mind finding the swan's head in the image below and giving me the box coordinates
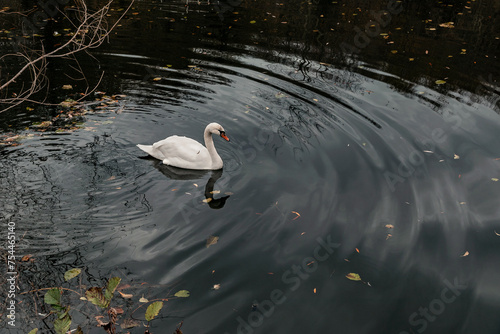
[207,122,230,142]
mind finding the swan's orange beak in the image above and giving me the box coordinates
[220,132,230,141]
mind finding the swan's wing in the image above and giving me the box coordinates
[153,136,211,168]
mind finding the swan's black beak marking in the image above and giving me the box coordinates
[220,131,230,142]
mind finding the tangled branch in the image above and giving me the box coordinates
[0,0,134,113]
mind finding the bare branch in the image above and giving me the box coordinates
[0,0,134,113]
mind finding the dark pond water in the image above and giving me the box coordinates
[1,0,500,333]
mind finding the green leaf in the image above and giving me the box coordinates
[52,304,66,313]
[64,268,82,281]
[346,273,362,281]
[85,287,108,308]
[28,329,38,334]
[58,306,70,320]
[104,277,121,302]
[44,289,61,306]
[54,314,71,334]
[145,301,163,322]
[174,290,190,298]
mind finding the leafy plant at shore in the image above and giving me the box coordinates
[39,268,188,334]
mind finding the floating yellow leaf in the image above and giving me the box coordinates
[385,224,394,229]
[139,296,149,303]
[62,84,73,90]
[153,77,161,81]
[250,20,256,24]
[495,231,500,236]
[346,273,362,281]
[210,190,220,194]
[313,288,317,293]
[435,80,446,85]
[203,198,212,203]
[454,154,460,159]
[174,290,190,298]
[492,178,499,182]
[206,235,219,248]
[461,251,469,257]
[213,284,221,290]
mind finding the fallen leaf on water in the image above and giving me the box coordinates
[346,273,362,281]
[118,291,133,299]
[355,248,360,253]
[203,198,212,203]
[460,202,466,205]
[495,231,500,236]
[461,251,469,257]
[139,296,149,303]
[107,176,116,181]
[492,178,499,182]
[313,288,317,293]
[153,77,162,81]
[385,224,394,228]
[213,284,221,290]
[174,290,190,298]
[62,84,72,90]
[423,150,434,153]
[193,183,198,187]
[386,234,393,240]
[206,235,219,248]
[291,211,301,220]
[21,254,33,262]
[121,318,140,329]
[210,190,220,194]
[435,80,446,85]
[439,22,455,28]
[454,154,460,159]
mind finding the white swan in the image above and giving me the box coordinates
[137,122,229,170]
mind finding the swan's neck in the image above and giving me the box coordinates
[204,130,223,169]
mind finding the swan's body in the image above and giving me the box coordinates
[137,122,229,170]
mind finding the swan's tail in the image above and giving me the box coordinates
[137,144,155,157]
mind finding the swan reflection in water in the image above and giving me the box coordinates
[149,159,230,209]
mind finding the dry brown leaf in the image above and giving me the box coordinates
[206,235,219,248]
[203,198,212,203]
[21,254,33,262]
[461,251,469,257]
[385,224,394,229]
[118,291,133,299]
[291,211,301,220]
[120,318,140,329]
[213,284,221,290]
[355,248,360,253]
